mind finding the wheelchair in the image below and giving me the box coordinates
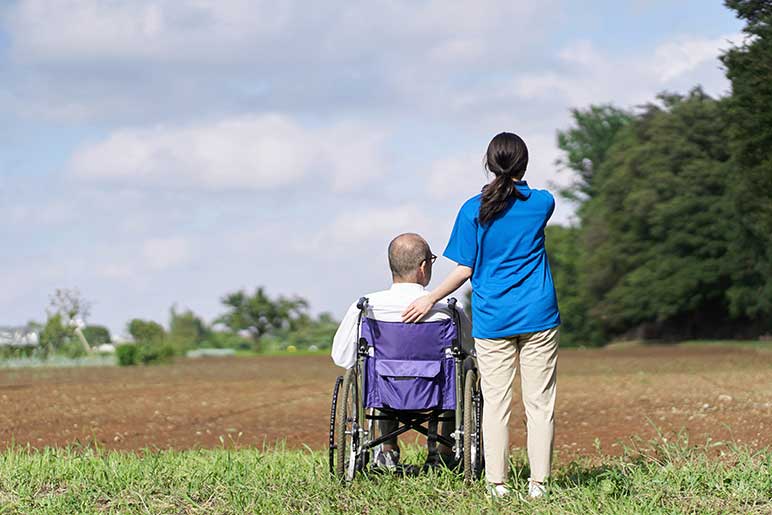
[328,297,484,483]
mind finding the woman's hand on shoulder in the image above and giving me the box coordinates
[402,294,436,323]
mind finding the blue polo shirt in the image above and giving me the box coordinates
[443,181,560,339]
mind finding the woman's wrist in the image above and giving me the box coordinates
[427,290,442,304]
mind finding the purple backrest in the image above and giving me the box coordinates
[361,317,456,360]
[360,317,457,410]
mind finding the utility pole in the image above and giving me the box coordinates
[70,319,91,353]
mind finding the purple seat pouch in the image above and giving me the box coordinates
[372,359,442,410]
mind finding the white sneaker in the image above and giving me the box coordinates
[372,447,400,471]
[487,483,511,498]
[528,480,546,498]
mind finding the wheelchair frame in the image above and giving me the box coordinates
[328,296,484,483]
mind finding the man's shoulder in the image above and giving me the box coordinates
[360,289,393,303]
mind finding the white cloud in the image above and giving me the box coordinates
[142,237,190,271]
[426,154,487,201]
[70,114,386,192]
[6,0,552,65]
[2,0,561,124]
[653,34,739,82]
[95,262,135,280]
[6,0,290,63]
[296,205,433,256]
[513,33,742,108]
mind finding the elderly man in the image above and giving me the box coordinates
[331,233,473,470]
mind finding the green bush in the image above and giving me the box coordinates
[115,344,138,366]
[58,339,88,359]
[116,342,173,366]
[137,341,175,365]
[0,346,35,360]
[200,331,252,350]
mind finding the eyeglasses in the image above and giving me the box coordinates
[425,254,437,264]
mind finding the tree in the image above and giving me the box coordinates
[555,105,633,203]
[577,90,737,339]
[267,312,339,351]
[545,225,602,346]
[126,319,173,365]
[168,306,209,351]
[463,288,473,322]
[720,0,772,328]
[551,105,633,345]
[127,319,166,343]
[82,325,111,345]
[217,287,309,351]
[38,314,72,357]
[48,288,91,325]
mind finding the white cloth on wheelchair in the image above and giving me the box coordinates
[331,282,473,369]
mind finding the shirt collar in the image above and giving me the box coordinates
[514,180,532,199]
[390,282,426,292]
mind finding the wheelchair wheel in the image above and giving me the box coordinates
[328,375,343,476]
[463,368,484,482]
[334,367,361,481]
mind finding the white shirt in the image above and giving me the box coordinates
[331,283,473,369]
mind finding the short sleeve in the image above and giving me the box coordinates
[546,192,556,220]
[443,202,478,268]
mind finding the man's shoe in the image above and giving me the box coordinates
[528,479,546,499]
[423,452,460,471]
[372,448,400,471]
[486,482,511,499]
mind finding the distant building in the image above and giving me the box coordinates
[95,343,116,354]
[0,327,39,348]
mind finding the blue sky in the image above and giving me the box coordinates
[0,1,743,336]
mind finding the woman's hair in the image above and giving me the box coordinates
[479,132,529,225]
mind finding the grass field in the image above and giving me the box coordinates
[0,436,770,514]
[1,343,771,513]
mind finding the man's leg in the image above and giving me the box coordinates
[422,410,458,470]
[438,409,455,457]
[517,327,559,483]
[475,336,518,485]
[375,412,400,467]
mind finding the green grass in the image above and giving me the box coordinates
[0,435,769,514]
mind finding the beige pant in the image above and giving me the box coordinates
[475,327,559,484]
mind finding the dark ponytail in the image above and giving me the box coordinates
[479,132,529,225]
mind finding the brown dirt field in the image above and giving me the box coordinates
[1,345,770,460]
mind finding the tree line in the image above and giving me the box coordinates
[116,287,339,364]
[546,0,771,345]
[8,287,338,365]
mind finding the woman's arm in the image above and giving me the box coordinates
[401,264,473,322]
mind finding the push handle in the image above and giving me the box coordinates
[356,297,369,356]
[447,297,463,356]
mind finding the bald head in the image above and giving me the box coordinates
[388,233,432,282]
